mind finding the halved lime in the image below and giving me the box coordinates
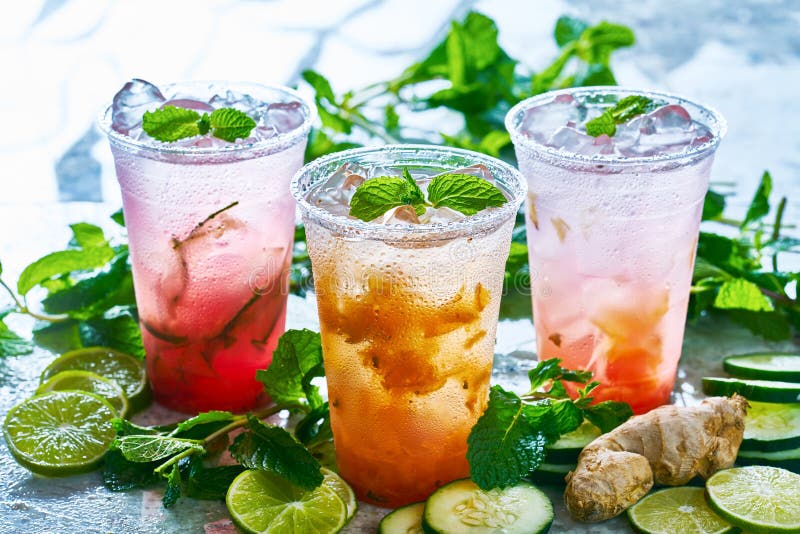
[2,390,117,476]
[321,468,357,524]
[226,469,347,534]
[706,466,800,533]
[36,370,129,418]
[627,487,734,534]
[40,347,150,413]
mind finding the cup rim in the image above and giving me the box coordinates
[98,80,316,157]
[290,144,527,243]
[505,86,727,167]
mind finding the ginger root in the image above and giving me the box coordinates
[564,394,748,522]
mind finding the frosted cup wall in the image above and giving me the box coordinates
[506,88,726,414]
[100,82,313,413]
[291,146,526,507]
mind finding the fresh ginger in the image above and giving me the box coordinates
[564,394,748,522]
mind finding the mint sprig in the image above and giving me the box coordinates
[142,106,256,143]
[585,95,659,137]
[348,168,507,222]
[467,358,633,490]
[586,95,661,137]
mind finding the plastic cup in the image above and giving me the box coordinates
[291,145,526,506]
[506,87,726,414]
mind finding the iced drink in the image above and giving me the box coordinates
[291,146,526,506]
[506,88,725,414]
[100,80,313,413]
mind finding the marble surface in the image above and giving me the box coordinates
[1,0,799,533]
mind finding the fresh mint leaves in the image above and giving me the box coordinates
[467,358,632,490]
[348,169,507,222]
[142,106,256,143]
[585,95,659,137]
[256,328,325,409]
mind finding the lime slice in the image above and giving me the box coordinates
[321,468,357,524]
[627,487,734,534]
[36,370,129,418]
[226,469,347,534]
[2,390,117,476]
[706,466,800,533]
[41,347,150,413]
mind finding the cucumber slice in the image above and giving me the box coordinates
[529,463,574,486]
[544,421,600,464]
[379,502,425,534]
[723,352,800,382]
[738,445,800,473]
[421,478,553,534]
[740,401,800,452]
[702,377,800,403]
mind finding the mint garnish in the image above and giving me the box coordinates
[427,173,507,215]
[142,105,256,143]
[348,168,506,222]
[585,95,659,137]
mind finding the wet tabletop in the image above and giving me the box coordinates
[1,0,800,533]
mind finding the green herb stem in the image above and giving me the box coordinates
[0,277,23,310]
[153,445,201,476]
[201,403,306,446]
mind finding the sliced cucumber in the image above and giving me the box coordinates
[422,478,552,534]
[702,377,800,403]
[529,463,574,486]
[723,352,800,382]
[738,445,800,473]
[379,502,425,534]
[740,401,800,452]
[544,420,600,464]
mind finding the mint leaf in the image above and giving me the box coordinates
[17,247,115,295]
[349,176,417,222]
[110,209,125,227]
[255,329,324,409]
[467,386,559,489]
[103,449,160,491]
[209,108,256,142]
[113,435,204,463]
[714,278,773,312]
[741,171,772,228]
[78,306,144,359]
[583,401,633,433]
[294,402,332,447]
[527,358,591,392]
[555,16,588,47]
[703,190,726,221]
[162,462,182,508]
[142,106,201,142]
[229,415,323,489]
[70,223,108,249]
[427,173,506,215]
[550,398,583,434]
[185,464,245,501]
[170,411,235,439]
[111,418,158,437]
[0,320,33,357]
[402,168,426,215]
[585,95,657,137]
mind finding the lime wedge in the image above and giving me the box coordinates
[226,469,347,534]
[321,468,357,524]
[2,390,117,476]
[36,370,129,418]
[41,347,150,413]
[706,466,800,533]
[627,487,734,534]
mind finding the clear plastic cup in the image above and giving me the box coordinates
[100,81,314,413]
[506,87,726,414]
[291,145,526,506]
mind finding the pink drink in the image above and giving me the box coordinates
[101,81,313,413]
[506,88,725,414]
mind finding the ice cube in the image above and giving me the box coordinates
[382,205,420,225]
[162,98,215,113]
[209,89,259,113]
[547,126,596,153]
[635,104,697,151]
[445,164,494,181]
[306,163,367,216]
[266,101,305,133]
[111,79,166,134]
[520,94,587,142]
[421,206,465,224]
